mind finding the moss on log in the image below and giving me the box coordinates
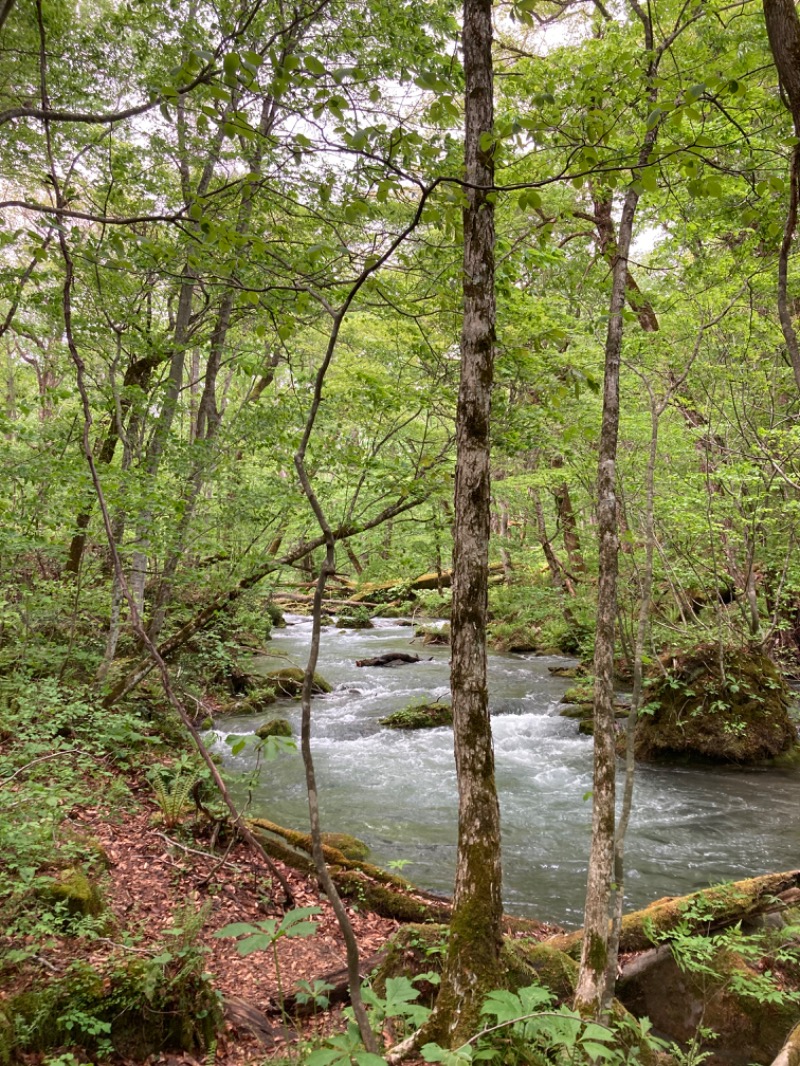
[548,869,800,957]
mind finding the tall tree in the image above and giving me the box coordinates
[430,0,503,1045]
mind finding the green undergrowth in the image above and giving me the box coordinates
[0,663,225,1063]
[487,582,592,657]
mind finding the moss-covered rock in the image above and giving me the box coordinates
[548,664,585,679]
[370,924,448,1004]
[263,667,332,697]
[489,623,540,653]
[559,705,588,719]
[265,602,286,628]
[255,717,293,739]
[0,955,221,1061]
[635,646,798,764]
[619,944,800,1066]
[321,832,370,861]
[217,683,276,717]
[415,625,451,646]
[380,702,453,730]
[37,866,104,920]
[337,615,375,629]
[561,681,595,705]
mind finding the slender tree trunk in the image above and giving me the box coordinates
[763,0,800,389]
[575,181,648,1016]
[431,0,503,1045]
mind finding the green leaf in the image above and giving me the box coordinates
[304,55,326,76]
[214,922,259,938]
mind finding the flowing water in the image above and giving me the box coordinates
[213,616,800,927]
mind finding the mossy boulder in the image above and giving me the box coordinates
[380,702,453,729]
[217,684,276,717]
[265,602,286,628]
[37,866,104,921]
[635,646,798,764]
[0,957,221,1061]
[561,681,595,705]
[255,717,293,739]
[489,623,540,653]
[549,664,585,679]
[264,667,332,697]
[619,944,800,1066]
[337,615,375,629]
[415,624,451,646]
[321,832,370,861]
[370,924,449,1004]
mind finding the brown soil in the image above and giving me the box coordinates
[4,777,399,1065]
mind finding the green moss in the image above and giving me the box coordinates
[218,685,276,716]
[587,931,608,972]
[255,717,293,739]
[508,942,579,1001]
[1,953,222,1061]
[320,832,369,861]
[414,625,451,646]
[488,622,540,653]
[264,667,332,697]
[562,682,595,705]
[380,702,453,729]
[37,866,104,920]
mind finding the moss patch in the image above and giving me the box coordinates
[380,702,453,730]
[255,717,293,739]
[0,956,221,1061]
[415,625,451,646]
[37,865,104,921]
[320,832,370,861]
[218,684,276,716]
[635,645,798,764]
[489,623,541,653]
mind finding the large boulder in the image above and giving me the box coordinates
[263,667,332,697]
[380,702,453,729]
[634,646,798,764]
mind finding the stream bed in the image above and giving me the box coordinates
[214,616,800,927]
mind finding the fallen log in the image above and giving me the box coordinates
[356,653,430,668]
[548,869,800,957]
[352,563,505,604]
[249,818,453,924]
[772,1023,800,1066]
[248,818,550,935]
[273,592,368,608]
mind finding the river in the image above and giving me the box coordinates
[213,615,800,927]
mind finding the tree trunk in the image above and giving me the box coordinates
[763,0,800,389]
[431,0,503,1045]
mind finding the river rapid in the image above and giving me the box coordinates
[214,615,800,927]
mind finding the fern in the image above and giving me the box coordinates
[150,773,199,828]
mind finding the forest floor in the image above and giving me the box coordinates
[5,770,401,1066]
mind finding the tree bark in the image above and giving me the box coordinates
[431,0,503,1046]
[763,0,800,389]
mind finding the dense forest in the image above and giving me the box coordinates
[4,0,800,1061]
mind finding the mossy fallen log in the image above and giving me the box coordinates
[352,564,505,604]
[772,1023,800,1066]
[249,818,453,924]
[548,869,800,957]
[248,819,550,933]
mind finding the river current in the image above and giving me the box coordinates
[214,615,800,927]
